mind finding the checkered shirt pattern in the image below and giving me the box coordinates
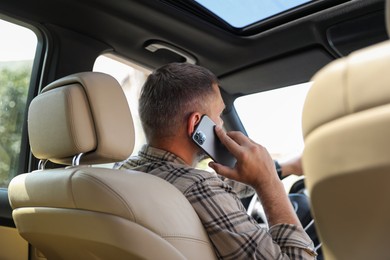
[119,145,317,259]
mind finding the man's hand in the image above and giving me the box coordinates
[209,126,301,227]
[280,156,303,178]
[208,126,279,191]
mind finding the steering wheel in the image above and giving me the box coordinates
[247,178,311,226]
[246,178,323,259]
[247,193,268,228]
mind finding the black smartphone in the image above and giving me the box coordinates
[191,115,236,168]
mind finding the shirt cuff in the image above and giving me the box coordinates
[269,223,318,257]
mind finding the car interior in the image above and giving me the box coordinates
[0,0,389,259]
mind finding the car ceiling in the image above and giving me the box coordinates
[0,0,388,98]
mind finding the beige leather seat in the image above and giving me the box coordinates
[302,1,390,259]
[8,72,217,259]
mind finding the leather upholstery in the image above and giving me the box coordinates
[28,72,135,165]
[9,72,217,259]
[302,2,390,259]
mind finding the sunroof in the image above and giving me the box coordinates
[194,0,314,28]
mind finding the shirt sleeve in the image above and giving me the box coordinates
[185,175,317,259]
[220,176,255,198]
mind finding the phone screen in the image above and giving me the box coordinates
[191,115,236,167]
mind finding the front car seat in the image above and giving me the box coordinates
[8,72,217,259]
[301,1,390,259]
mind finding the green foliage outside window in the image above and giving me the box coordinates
[0,62,32,187]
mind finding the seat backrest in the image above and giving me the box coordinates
[8,72,217,260]
[301,1,390,259]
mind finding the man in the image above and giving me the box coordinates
[119,62,316,259]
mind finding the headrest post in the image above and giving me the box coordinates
[38,159,48,170]
[72,153,84,166]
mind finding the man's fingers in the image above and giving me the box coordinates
[215,126,244,155]
[225,131,250,145]
[208,161,236,179]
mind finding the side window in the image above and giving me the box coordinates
[0,19,37,188]
[93,54,150,157]
[234,83,311,161]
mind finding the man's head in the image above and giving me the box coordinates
[139,63,224,146]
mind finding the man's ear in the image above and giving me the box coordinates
[187,112,203,137]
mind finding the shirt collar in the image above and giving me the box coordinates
[138,144,188,166]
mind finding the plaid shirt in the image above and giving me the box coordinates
[119,145,316,259]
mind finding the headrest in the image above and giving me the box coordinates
[302,41,390,139]
[28,72,135,165]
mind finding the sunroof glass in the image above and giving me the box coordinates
[194,0,313,28]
